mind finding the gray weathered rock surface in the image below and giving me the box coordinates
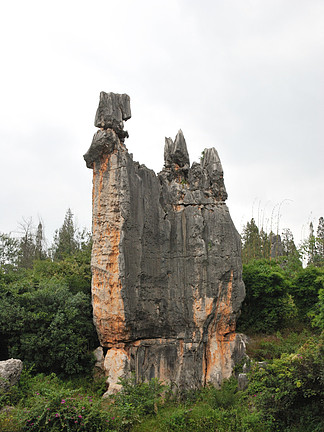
[0,359,23,391]
[84,92,245,394]
[238,373,249,390]
[94,92,131,141]
[271,234,284,258]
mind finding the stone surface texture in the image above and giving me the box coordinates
[0,359,23,391]
[271,234,284,258]
[84,92,246,394]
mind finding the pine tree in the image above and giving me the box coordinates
[300,220,323,266]
[0,233,20,269]
[281,228,298,257]
[260,228,271,260]
[314,217,324,266]
[52,209,79,260]
[242,218,262,263]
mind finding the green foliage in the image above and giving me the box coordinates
[290,266,324,322]
[0,214,95,373]
[201,378,239,410]
[275,254,303,278]
[5,373,116,432]
[0,367,35,412]
[311,281,324,330]
[241,217,302,268]
[0,232,20,271]
[300,218,324,267]
[242,218,271,263]
[2,359,323,432]
[32,252,92,295]
[112,374,165,430]
[246,330,312,361]
[0,276,97,375]
[51,209,90,261]
[238,260,297,333]
[160,378,269,432]
[248,333,324,431]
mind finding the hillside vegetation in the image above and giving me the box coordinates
[0,211,323,431]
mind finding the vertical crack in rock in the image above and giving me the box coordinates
[84,91,246,394]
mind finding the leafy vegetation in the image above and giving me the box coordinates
[0,210,323,431]
[237,259,295,332]
[0,209,97,373]
[248,333,324,431]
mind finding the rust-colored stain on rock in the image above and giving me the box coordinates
[204,270,237,386]
[91,152,129,346]
[84,92,245,393]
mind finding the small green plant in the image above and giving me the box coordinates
[112,375,165,430]
[248,333,324,431]
[201,378,238,410]
[161,407,193,431]
[6,373,117,432]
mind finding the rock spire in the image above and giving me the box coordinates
[84,92,246,395]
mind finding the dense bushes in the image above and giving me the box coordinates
[0,373,114,432]
[238,260,324,333]
[1,209,323,430]
[0,373,269,432]
[0,252,98,376]
[248,332,324,431]
[312,286,324,330]
[290,266,324,323]
[0,276,97,375]
[237,260,296,332]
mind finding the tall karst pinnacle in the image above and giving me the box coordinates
[84,91,246,395]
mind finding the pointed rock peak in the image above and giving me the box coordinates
[172,129,190,167]
[164,137,175,167]
[201,147,222,171]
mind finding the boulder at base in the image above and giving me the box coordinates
[0,359,23,391]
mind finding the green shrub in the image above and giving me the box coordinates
[161,398,269,432]
[112,375,165,430]
[246,330,312,361]
[238,260,296,333]
[201,377,238,409]
[0,278,97,375]
[32,252,92,295]
[0,367,34,410]
[14,373,116,432]
[311,278,324,330]
[290,266,324,323]
[248,333,324,431]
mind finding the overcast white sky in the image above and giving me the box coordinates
[0,0,323,246]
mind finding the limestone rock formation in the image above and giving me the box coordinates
[271,234,284,258]
[84,92,246,394]
[0,359,23,391]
